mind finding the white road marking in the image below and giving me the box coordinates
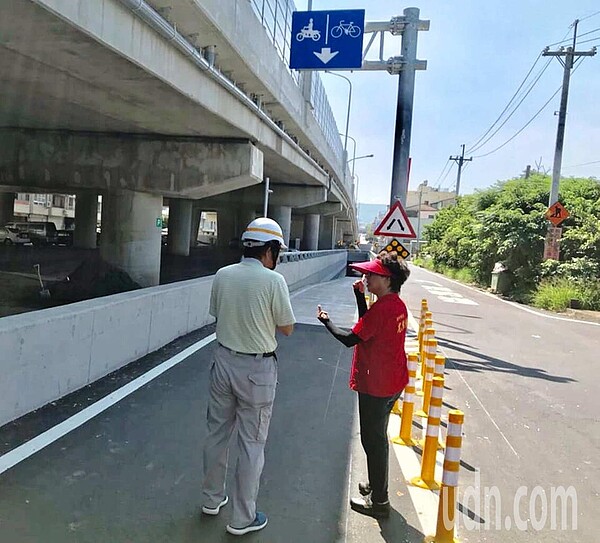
[418,281,479,306]
[413,265,600,327]
[0,334,216,475]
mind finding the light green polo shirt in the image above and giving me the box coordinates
[210,258,296,353]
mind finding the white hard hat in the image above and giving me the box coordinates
[241,217,287,249]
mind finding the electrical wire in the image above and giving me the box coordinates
[467,57,553,154]
[563,159,600,169]
[473,89,560,159]
[574,35,600,45]
[433,159,452,188]
[439,161,455,187]
[473,62,584,159]
[579,9,600,23]
[547,26,600,47]
[464,54,543,152]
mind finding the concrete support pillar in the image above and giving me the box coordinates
[270,205,292,248]
[237,208,257,235]
[190,208,202,249]
[73,192,98,249]
[302,213,320,251]
[217,209,236,248]
[335,220,344,247]
[167,198,193,256]
[318,215,335,250]
[100,189,162,287]
[0,192,15,224]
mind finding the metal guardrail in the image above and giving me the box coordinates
[279,249,346,263]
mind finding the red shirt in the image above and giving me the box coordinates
[350,293,409,397]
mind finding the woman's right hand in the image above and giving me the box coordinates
[353,278,365,293]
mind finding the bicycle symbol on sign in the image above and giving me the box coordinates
[296,18,321,42]
[330,20,361,39]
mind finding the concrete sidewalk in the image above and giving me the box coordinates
[0,277,424,543]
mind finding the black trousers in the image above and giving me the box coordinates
[358,391,401,504]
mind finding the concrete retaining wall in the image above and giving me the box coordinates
[0,251,346,427]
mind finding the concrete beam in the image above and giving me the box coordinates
[292,202,343,216]
[198,184,327,211]
[0,130,263,199]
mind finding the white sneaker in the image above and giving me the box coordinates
[201,495,228,516]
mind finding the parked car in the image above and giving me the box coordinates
[5,221,58,245]
[0,226,31,245]
[57,229,74,246]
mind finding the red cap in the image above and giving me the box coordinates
[350,258,393,277]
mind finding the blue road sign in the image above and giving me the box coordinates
[290,9,365,70]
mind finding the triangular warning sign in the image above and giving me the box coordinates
[373,201,417,238]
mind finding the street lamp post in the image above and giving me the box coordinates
[324,71,352,158]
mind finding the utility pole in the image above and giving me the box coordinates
[449,144,472,196]
[543,20,596,206]
[390,7,422,207]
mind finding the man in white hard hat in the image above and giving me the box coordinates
[201,217,295,536]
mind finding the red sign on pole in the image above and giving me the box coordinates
[543,226,562,261]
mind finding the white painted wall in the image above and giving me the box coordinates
[0,251,346,426]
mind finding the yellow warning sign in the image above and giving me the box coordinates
[382,238,410,259]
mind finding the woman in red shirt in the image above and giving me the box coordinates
[317,251,410,519]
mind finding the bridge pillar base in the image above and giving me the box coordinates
[100,189,162,287]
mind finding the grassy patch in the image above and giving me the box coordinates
[533,278,600,311]
[412,257,477,285]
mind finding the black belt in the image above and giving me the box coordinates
[219,343,277,359]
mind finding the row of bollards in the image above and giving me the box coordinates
[392,298,465,543]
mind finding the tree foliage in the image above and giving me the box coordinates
[422,174,600,296]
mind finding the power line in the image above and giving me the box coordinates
[579,9,600,23]
[563,159,600,169]
[473,88,561,158]
[464,54,543,152]
[467,57,553,154]
[433,159,452,188]
[439,161,455,186]
[575,35,600,45]
[473,61,586,159]
[547,26,600,47]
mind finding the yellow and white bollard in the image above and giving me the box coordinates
[411,376,444,491]
[416,339,437,417]
[392,353,419,445]
[418,300,428,348]
[418,326,435,392]
[425,410,464,543]
[434,354,446,379]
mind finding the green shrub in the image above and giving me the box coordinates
[533,278,600,311]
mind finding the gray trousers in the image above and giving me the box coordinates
[202,344,277,528]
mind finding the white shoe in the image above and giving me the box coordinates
[201,495,228,516]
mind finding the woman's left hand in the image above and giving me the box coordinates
[317,304,330,323]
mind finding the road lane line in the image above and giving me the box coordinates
[443,352,519,458]
[0,334,216,475]
[408,295,520,458]
[412,265,600,327]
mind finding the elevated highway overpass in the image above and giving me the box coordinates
[0,0,358,286]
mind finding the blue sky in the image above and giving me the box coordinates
[303,1,600,204]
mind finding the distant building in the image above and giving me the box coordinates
[14,193,76,229]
